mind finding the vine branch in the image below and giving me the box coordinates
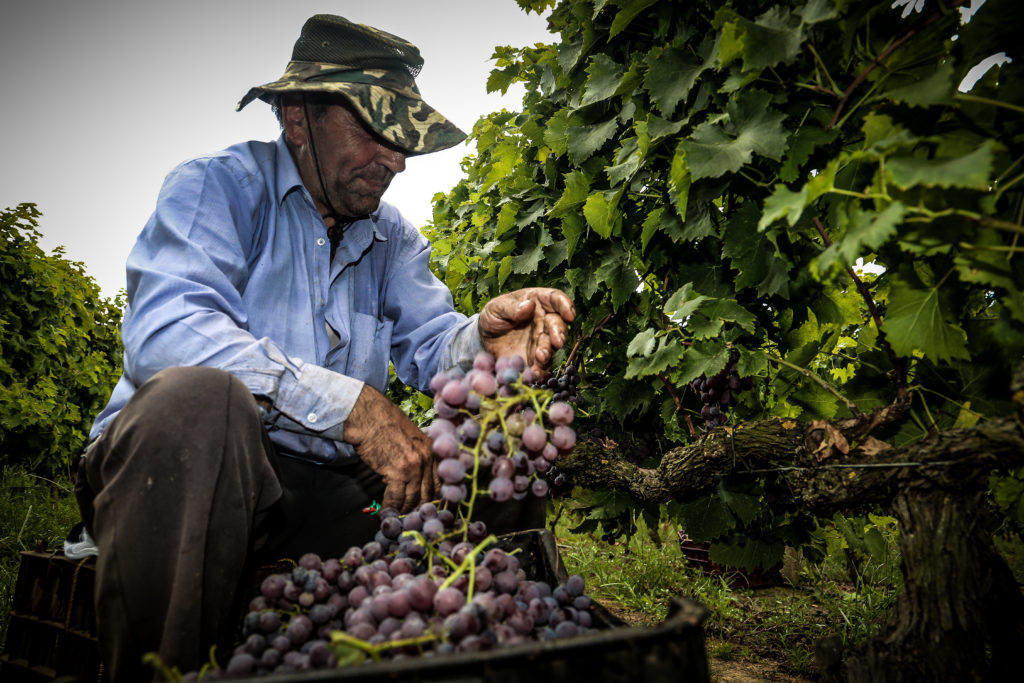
[812,216,909,398]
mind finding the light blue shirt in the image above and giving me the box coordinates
[91,135,481,462]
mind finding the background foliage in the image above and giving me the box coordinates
[425,0,1024,567]
[0,203,123,476]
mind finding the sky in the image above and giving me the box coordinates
[0,1,553,297]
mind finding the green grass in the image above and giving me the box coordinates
[0,465,82,648]
[549,509,903,678]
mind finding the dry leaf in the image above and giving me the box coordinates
[809,420,850,462]
[857,436,894,457]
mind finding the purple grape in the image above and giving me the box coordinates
[434,586,465,616]
[521,423,547,452]
[226,653,256,675]
[531,479,549,497]
[260,574,286,601]
[432,432,460,459]
[298,552,322,572]
[471,371,497,397]
[566,574,586,597]
[442,483,467,503]
[438,458,466,484]
[489,476,514,502]
[441,380,469,407]
[551,425,576,450]
[548,401,574,425]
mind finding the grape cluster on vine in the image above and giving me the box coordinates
[689,355,752,430]
[534,363,581,405]
[179,352,592,679]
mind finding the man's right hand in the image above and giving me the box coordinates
[343,384,437,513]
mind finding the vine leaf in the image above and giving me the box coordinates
[567,117,620,163]
[682,90,788,179]
[644,46,706,117]
[595,245,638,309]
[884,61,956,108]
[580,54,628,106]
[549,171,591,218]
[880,274,971,362]
[609,0,659,38]
[886,140,996,190]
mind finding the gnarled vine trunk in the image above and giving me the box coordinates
[555,415,1024,682]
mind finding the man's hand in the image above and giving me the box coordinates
[344,384,437,513]
[479,288,576,375]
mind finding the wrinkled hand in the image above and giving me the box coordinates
[479,288,576,375]
[344,384,438,513]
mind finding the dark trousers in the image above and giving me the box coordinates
[76,366,543,681]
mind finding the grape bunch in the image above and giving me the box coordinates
[427,351,576,506]
[181,353,592,679]
[532,363,581,405]
[689,355,752,430]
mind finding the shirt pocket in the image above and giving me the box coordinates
[347,312,394,392]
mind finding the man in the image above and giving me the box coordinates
[75,14,574,681]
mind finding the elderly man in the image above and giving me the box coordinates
[75,14,574,680]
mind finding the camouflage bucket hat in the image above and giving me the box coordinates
[237,14,466,155]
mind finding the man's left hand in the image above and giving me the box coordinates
[479,288,575,375]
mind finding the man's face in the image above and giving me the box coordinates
[287,98,407,221]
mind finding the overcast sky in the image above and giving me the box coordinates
[0,1,552,297]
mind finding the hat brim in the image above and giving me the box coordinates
[238,73,466,156]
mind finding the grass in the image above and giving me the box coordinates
[549,509,904,679]
[0,465,82,648]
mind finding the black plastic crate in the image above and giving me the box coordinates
[3,531,711,683]
[234,529,711,682]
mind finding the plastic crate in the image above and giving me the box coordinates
[3,531,712,683]
[1,547,104,683]
[234,529,711,682]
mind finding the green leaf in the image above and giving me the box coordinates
[625,337,686,378]
[701,299,757,333]
[567,117,620,163]
[779,125,837,183]
[887,140,996,190]
[669,141,692,219]
[627,328,658,357]
[640,206,664,253]
[595,246,638,309]
[644,46,706,117]
[549,171,591,218]
[682,90,788,179]
[676,495,735,540]
[678,341,731,385]
[498,255,513,287]
[665,283,710,322]
[880,274,971,363]
[883,61,956,108]
[583,191,622,238]
[560,212,585,259]
[718,480,761,525]
[580,54,628,106]
[609,0,659,38]
[709,537,785,572]
[494,202,519,238]
[512,227,553,274]
[759,184,808,230]
[543,109,571,157]
[819,202,906,271]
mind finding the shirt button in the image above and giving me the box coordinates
[307,412,318,423]
[316,237,326,246]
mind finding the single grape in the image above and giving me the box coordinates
[489,476,514,502]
